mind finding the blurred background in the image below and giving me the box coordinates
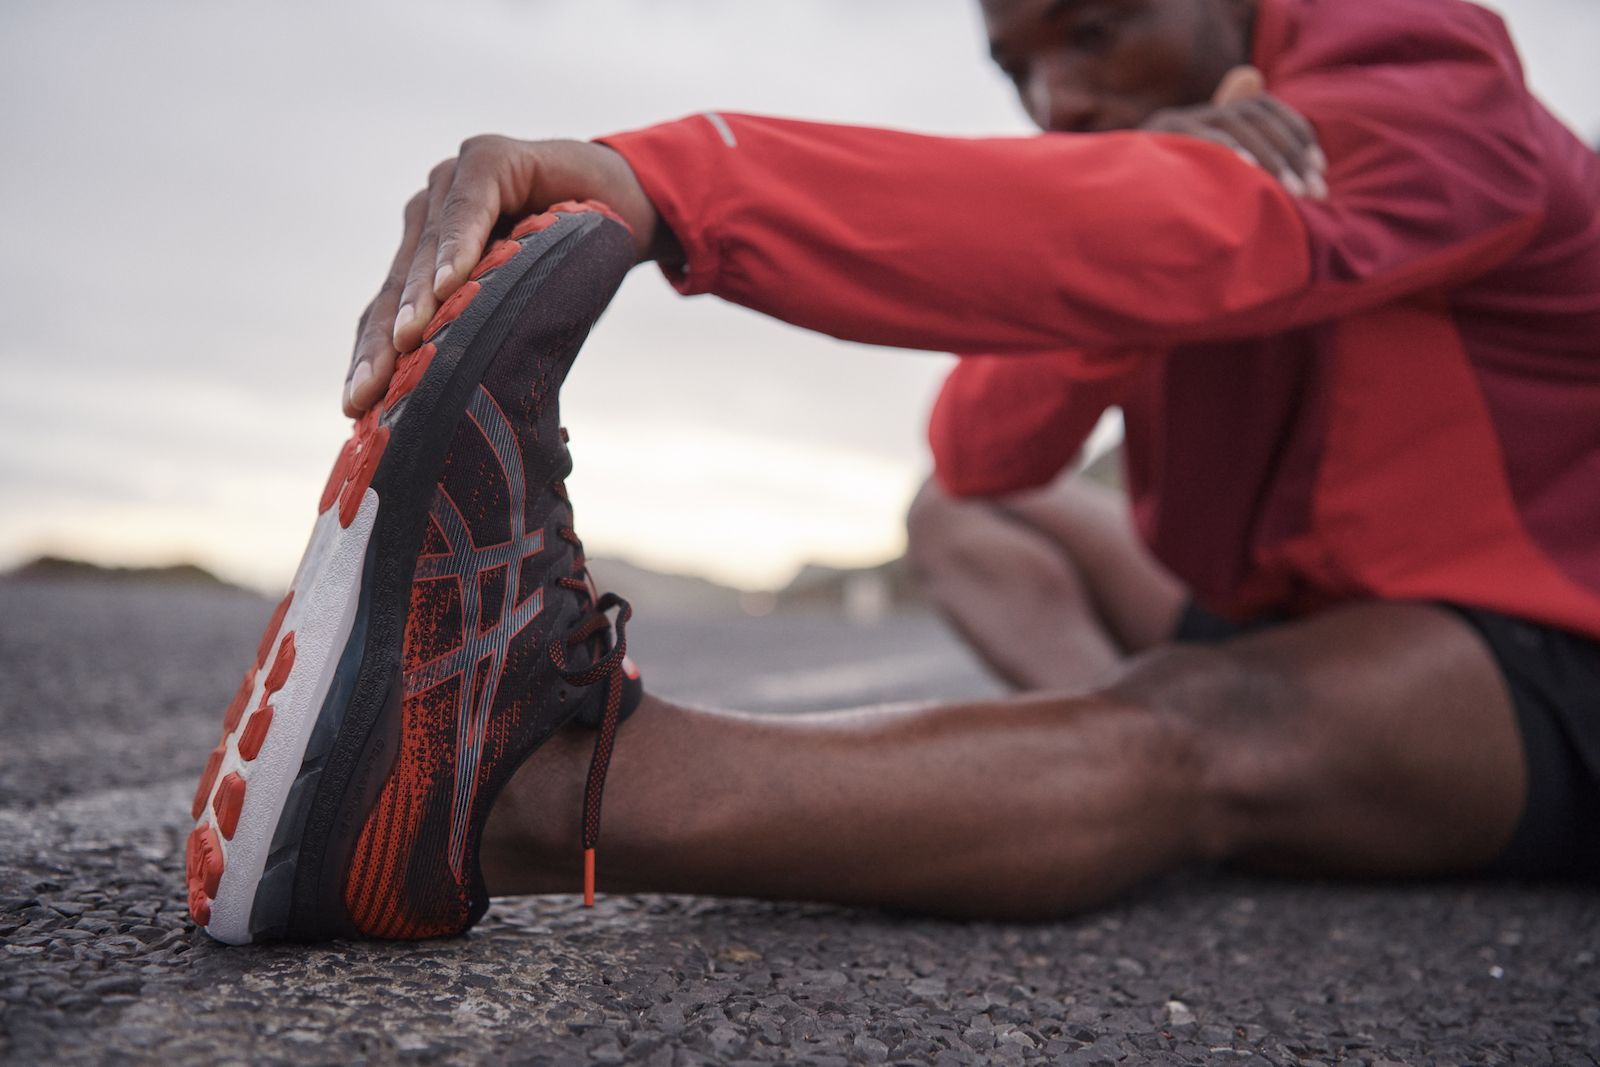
[3,0,1597,600]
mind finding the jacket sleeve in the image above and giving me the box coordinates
[928,348,1139,498]
[597,25,1545,353]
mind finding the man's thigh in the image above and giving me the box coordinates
[1108,602,1529,877]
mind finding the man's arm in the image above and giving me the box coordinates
[600,114,1314,355]
[599,68,1543,357]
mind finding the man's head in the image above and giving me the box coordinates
[980,0,1257,132]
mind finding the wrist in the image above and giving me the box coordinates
[585,143,667,263]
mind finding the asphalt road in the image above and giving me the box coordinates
[2,578,1596,1065]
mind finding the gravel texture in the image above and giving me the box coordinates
[1,578,1596,1065]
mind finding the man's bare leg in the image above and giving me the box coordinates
[481,603,1527,918]
[906,472,1186,691]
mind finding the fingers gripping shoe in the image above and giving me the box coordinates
[188,204,643,943]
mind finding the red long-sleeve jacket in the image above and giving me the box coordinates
[601,0,1600,637]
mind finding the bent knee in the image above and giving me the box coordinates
[906,478,1110,615]
[905,478,992,576]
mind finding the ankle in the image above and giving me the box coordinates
[480,722,591,894]
[480,692,686,895]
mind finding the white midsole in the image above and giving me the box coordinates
[201,489,378,945]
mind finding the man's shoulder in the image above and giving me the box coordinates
[1261,0,1543,162]
[1268,0,1523,83]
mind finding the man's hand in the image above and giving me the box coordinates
[1142,66,1327,200]
[344,137,661,416]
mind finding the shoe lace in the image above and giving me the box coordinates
[544,430,633,908]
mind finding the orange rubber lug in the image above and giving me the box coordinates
[191,744,225,821]
[546,199,631,232]
[221,667,256,735]
[384,343,437,408]
[319,436,357,515]
[188,825,227,921]
[254,592,294,667]
[200,834,224,895]
[188,888,211,928]
[186,824,224,926]
[186,822,225,906]
[339,424,390,528]
[213,773,246,840]
[423,280,480,342]
[237,705,274,761]
[469,239,519,280]
[510,213,557,240]
[263,631,296,697]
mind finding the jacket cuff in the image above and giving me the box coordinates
[597,113,738,296]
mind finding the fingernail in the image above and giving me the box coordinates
[1280,170,1308,197]
[393,303,415,342]
[433,264,453,296]
[1309,146,1329,171]
[350,361,372,402]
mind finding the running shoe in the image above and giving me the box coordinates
[188,203,644,943]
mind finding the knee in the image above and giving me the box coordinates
[1105,644,1306,859]
[904,477,982,579]
[904,478,1031,589]
[905,477,1092,606]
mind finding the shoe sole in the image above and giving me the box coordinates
[188,205,633,944]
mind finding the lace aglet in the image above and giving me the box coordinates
[583,847,596,907]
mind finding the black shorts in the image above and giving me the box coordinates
[1172,600,1600,881]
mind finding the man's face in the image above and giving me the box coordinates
[980,0,1255,132]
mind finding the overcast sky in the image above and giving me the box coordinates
[2,0,1595,592]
